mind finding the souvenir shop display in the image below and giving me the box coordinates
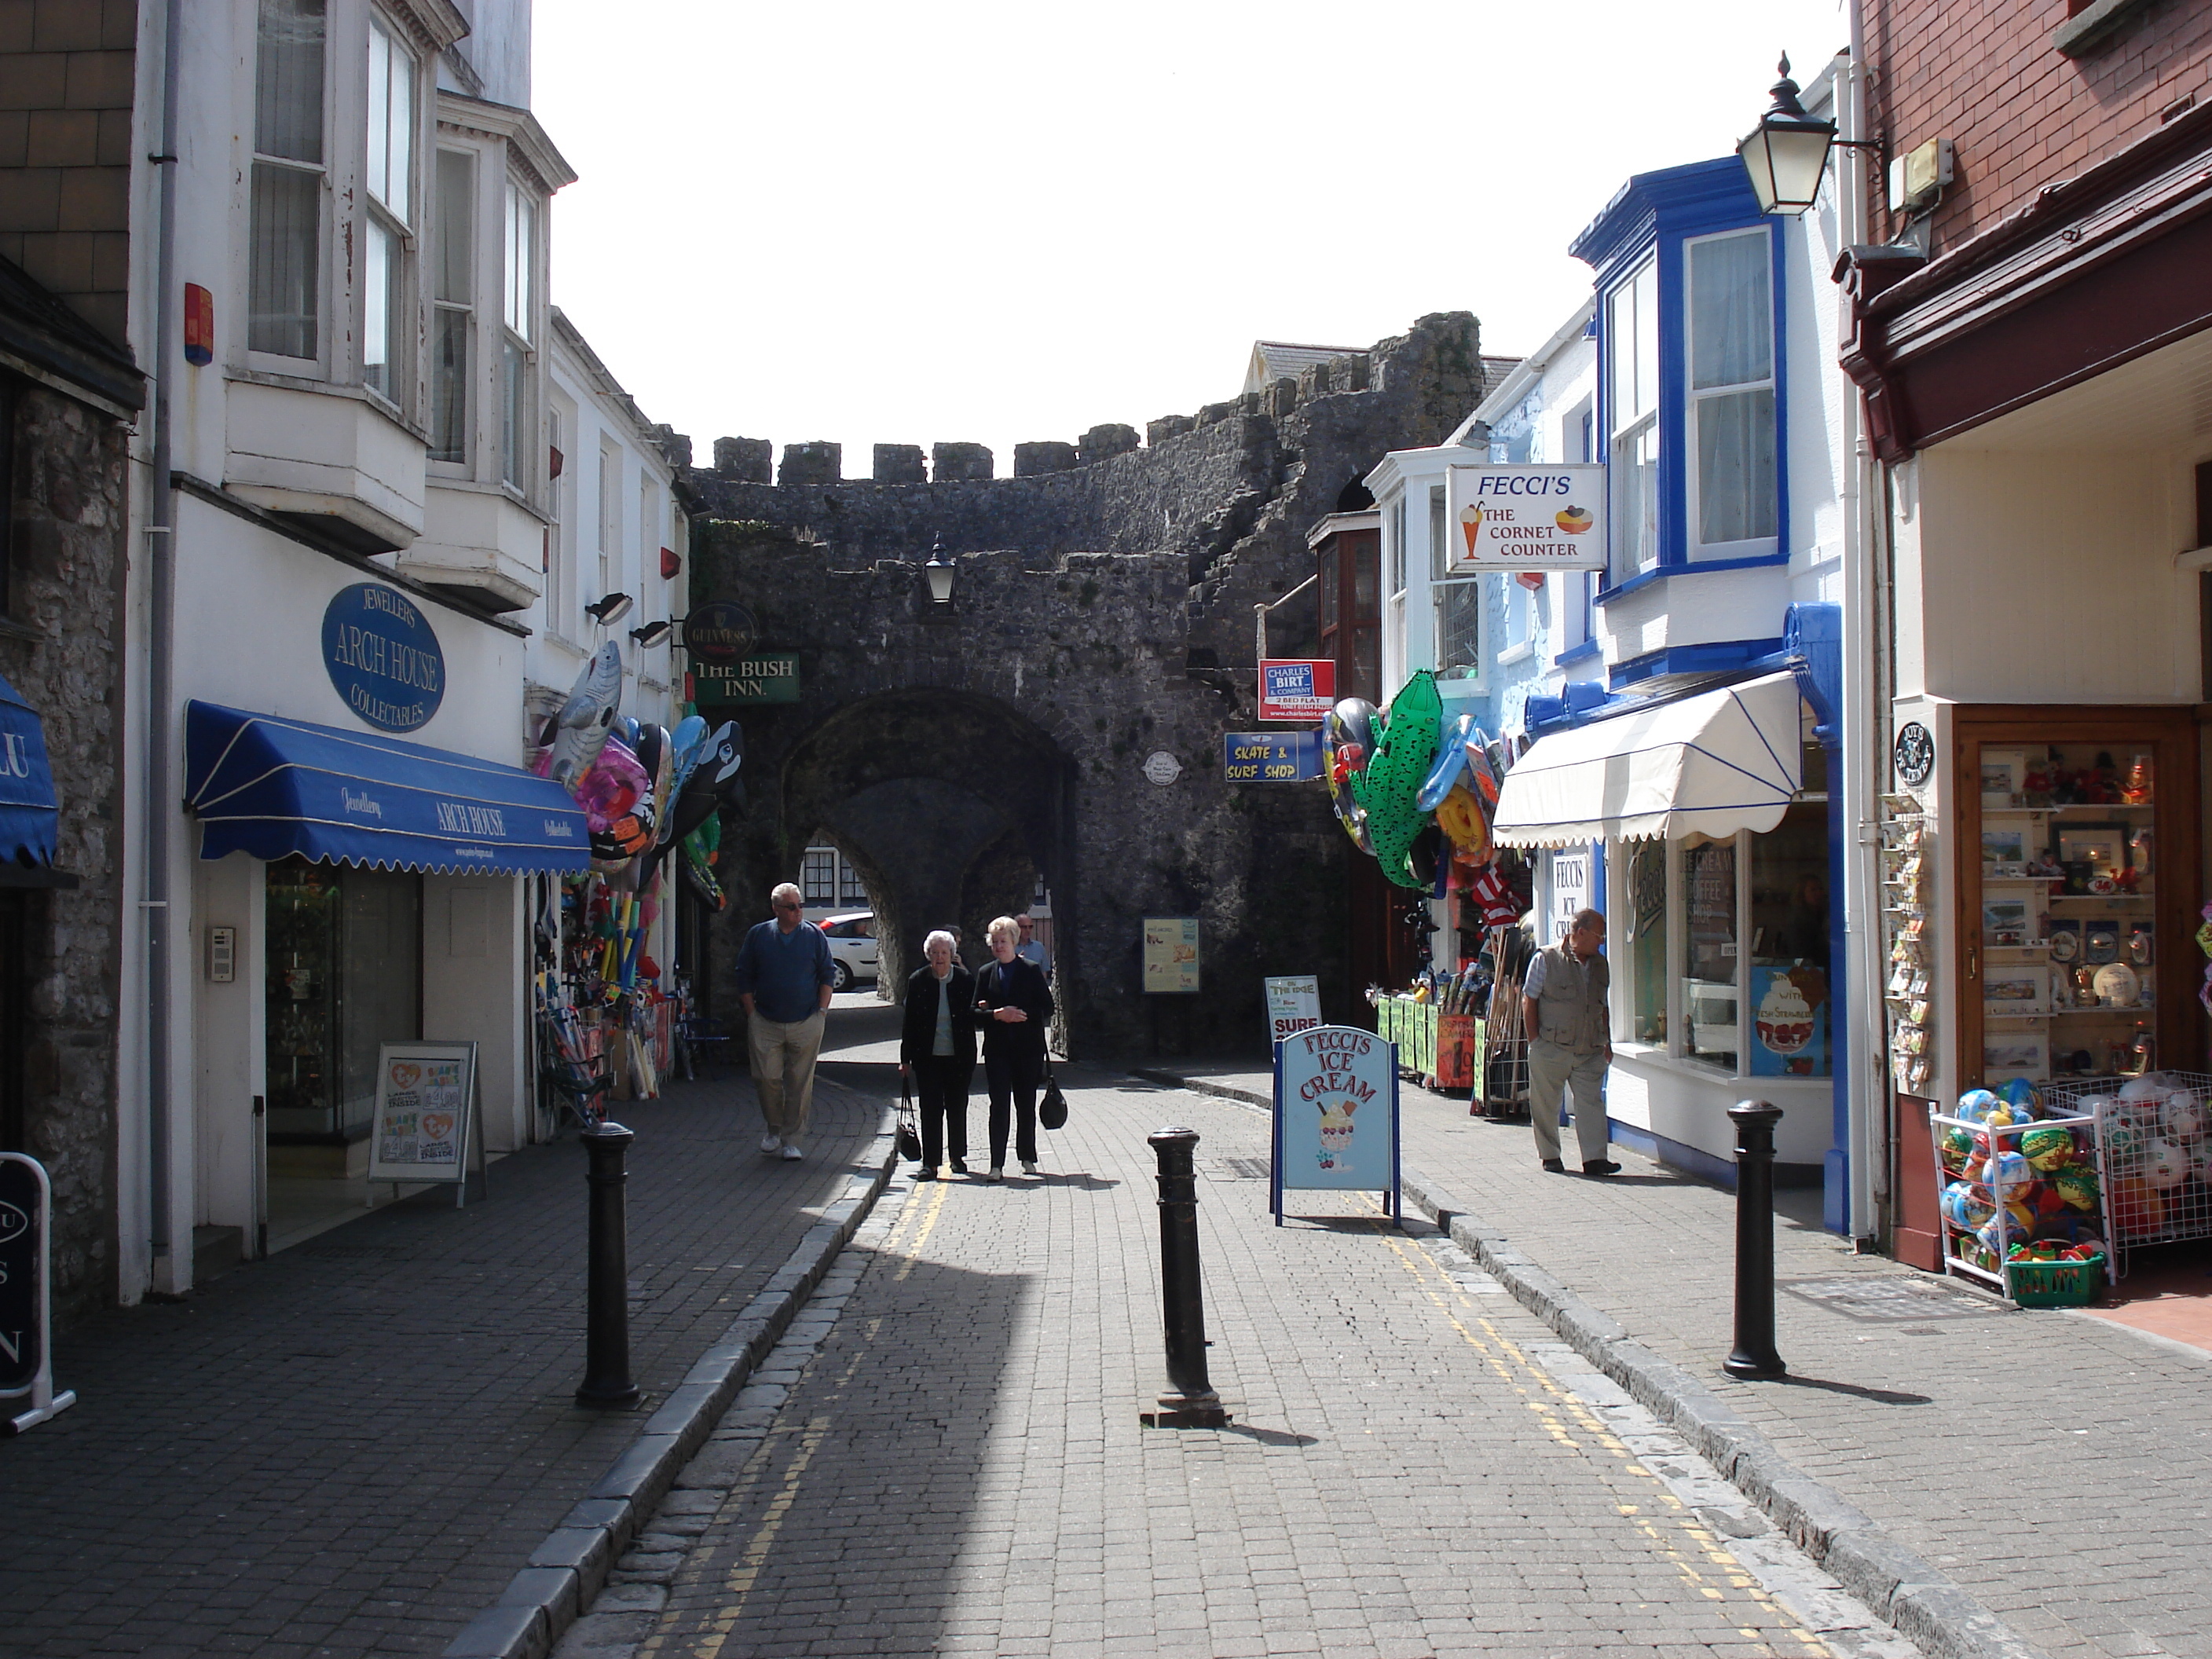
[1881,793,1934,1098]
[1928,1079,2109,1305]
[2042,1071,2212,1277]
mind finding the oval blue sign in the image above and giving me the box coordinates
[321,583,445,733]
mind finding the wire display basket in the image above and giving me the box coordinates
[2044,1072,2212,1277]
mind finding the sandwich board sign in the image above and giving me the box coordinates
[368,1040,485,1206]
[1264,976,1321,1046]
[1271,1025,1400,1225]
[0,1152,76,1434]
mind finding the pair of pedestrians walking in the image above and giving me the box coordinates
[899,916,1053,1182]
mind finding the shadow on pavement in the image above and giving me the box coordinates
[1768,1374,1936,1406]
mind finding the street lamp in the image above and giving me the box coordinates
[1736,53,1862,217]
[628,617,675,648]
[923,539,955,606]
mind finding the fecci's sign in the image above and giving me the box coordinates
[1270,1024,1401,1222]
[1445,464,1609,570]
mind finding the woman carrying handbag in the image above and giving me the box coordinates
[899,929,976,1180]
[975,914,1055,1181]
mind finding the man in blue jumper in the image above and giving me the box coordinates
[734,881,837,1160]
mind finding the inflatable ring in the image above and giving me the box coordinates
[1353,671,1444,888]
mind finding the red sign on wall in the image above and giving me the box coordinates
[1258,659,1335,722]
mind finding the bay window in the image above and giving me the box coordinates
[430,148,474,460]
[1430,484,1481,679]
[1686,228,1777,557]
[249,0,326,361]
[361,16,416,402]
[1606,255,1658,576]
[502,181,539,492]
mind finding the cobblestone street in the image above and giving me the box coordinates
[560,1059,1918,1659]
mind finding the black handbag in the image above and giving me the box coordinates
[896,1075,923,1162]
[1038,1063,1068,1131]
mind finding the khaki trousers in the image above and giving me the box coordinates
[1527,1038,1611,1164]
[748,1008,827,1141]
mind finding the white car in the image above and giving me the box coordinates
[819,912,878,991]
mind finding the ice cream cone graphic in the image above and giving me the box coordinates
[1458,503,1482,558]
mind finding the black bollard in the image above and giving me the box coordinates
[575,1122,642,1408]
[1143,1126,1230,1428]
[1723,1100,1788,1381]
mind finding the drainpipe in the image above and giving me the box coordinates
[142,0,184,1285]
[1839,0,1884,1243]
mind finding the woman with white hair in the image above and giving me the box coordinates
[975,914,1055,1180]
[898,929,976,1179]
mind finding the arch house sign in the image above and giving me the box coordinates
[321,583,446,734]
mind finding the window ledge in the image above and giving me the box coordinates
[1610,1042,1832,1090]
[2053,0,2156,56]
[226,366,432,445]
[1497,641,1535,666]
[1554,639,1601,668]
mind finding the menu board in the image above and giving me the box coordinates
[367,1041,479,1186]
[1143,918,1200,994]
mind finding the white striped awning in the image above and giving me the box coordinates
[1489,672,1804,847]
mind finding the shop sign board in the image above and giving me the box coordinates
[321,582,446,733]
[1750,965,1829,1078]
[1270,1025,1401,1223]
[0,1152,77,1432]
[1223,731,1321,782]
[1445,465,1608,570]
[1143,917,1199,993]
[1549,844,1596,942]
[368,1041,484,1203]
[1258,659,1335,722]
[681,601,758,663]
[692,654,800,705]
[1265,976,1321,1046]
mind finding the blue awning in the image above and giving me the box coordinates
[0,672,60,870]
[185,701,590,876]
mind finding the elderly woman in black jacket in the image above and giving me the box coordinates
[899,929,976,1180]
[976,914,1054,1181]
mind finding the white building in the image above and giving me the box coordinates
[115,1,679,1296]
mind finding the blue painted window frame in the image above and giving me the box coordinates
[1575,158,1789,604]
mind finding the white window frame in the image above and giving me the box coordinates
[597,438,621,602]
[500,177,544,498]
[1430,482,1483,684]
[1683,225,1779,562]
[427,144,475,466]
[247,0,331,372]
[1607,254,1659,577]
[361,13,419,412]
[546,399,573,638]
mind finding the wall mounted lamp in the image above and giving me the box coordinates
[923,540,955,606]
[1737,53,1879,217]
[585,591,634,626]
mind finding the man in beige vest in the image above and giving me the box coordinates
[1520,907,1621,1176]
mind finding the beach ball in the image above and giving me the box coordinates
[2163,1091,2206,1141]
[1978,1203,2035,1254]
[2105,1118,2143,1162]
[1954,1090,2000,1124]
[2146,1139,2189,1188]
[1943,1181,1994,1231]
[1939,1125,1976,1175]
[2020,1126,2075,1171]
[2079,1093,2121,1122]
[2053,1166,2101,1212]
[2000,1078,2044,1119]
[1979,1150,2034,1192]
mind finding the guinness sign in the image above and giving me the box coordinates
[682,602,758,665]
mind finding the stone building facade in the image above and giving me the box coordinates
[680,313,1489,1056]
[0,251,139,1319]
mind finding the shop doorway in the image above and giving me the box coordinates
[265,862,423,1250]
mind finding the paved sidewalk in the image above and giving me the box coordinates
[1145,1057,2212,1659]
[0,1040,890,1659]
[557,1068,1922,1659]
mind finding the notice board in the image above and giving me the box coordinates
[368,1041,480,1187]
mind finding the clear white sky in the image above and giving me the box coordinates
[533,1,1849,476]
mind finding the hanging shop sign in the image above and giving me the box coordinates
[691,654,800,705]
[681,601,758,663]
[1223,731,1322,783]
[322,583,446,733]
[1270,1024,1401,1224]
[1549,844,1595,941]
[0,1152,77,1433]
[1265,975,1321,1046]
[1258,659,1335,723]
[367,1040,485,1204]
[1143,917,1199,993]
[1445,465,1608,570]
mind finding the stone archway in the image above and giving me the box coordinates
[778,688,1075,998]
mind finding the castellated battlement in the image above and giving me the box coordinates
[699,346,1377,489]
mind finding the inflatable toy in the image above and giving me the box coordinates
[2144,1137,2189,1188]
[1351,672,1443,888]
[1415,716,1477,814]
[2163,1090,2205,1141]
[1942,1181,1994,1232]
[1939,1125,1975,1175]
[1998,1077,2043,1119]
[2020,1126,2075,1171]
[1953,1089,1999,1123]
[549,643,624,789]
[1323,698,1379,853]
[1979,1149,2034,1192]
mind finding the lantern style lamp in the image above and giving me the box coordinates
[923,540,955,606]
[1738,54,1838,216]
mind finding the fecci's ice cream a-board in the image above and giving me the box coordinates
[1272,1025,1401,1224]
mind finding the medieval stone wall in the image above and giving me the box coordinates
[4,381,126,1318]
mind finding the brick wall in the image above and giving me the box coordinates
[0,0,136,349]
[1866,0,2212,254]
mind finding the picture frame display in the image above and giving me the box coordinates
[1979,749,2029,805]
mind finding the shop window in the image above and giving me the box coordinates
[1624,839,1668,1045]
[1682,836,1738,1070]
[249,0,326,362]
[266,864,422,1142]
[1686,228,1776,558]
[1607,254,1658,576]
